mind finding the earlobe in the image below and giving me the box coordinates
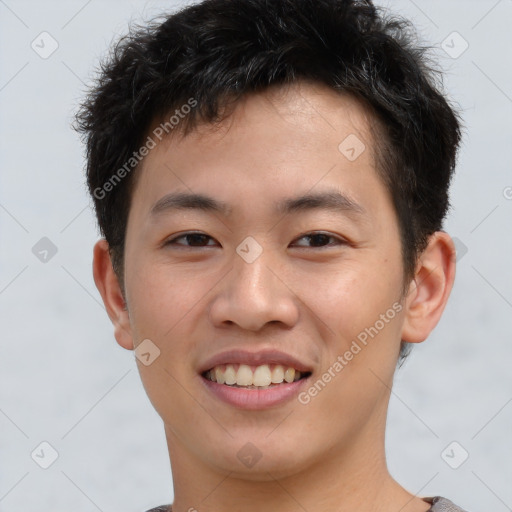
[92,239,134,350]
[401,232,456,343]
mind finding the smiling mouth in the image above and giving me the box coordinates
[202,363,312,389]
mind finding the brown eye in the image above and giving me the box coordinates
[165,232,217,247]
[292,232,345,248]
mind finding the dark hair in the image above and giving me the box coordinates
[75,0,463,367]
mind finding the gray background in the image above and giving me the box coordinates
[0,0,511,510]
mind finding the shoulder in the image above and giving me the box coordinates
[424,496,470,512]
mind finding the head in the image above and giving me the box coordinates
[76,0,462,480]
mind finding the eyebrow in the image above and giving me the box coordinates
[150,189,366,218]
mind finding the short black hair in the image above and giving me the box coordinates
[75,0,463,367]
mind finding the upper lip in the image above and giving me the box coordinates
[198,349,314,375]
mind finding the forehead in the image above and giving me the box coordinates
[131,80,387,221]
[157,80,378,154]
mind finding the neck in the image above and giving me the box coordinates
[164,408,429,512]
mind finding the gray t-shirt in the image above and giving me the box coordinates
[423,496,469,512]
[145,496,469,512]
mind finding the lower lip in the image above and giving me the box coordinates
[200,375,310,410]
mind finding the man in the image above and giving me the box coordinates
[75,0,468,511]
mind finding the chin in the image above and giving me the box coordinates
[203,434,313,480]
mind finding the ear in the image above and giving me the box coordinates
[92,239,134,350]
[401,231,456,343]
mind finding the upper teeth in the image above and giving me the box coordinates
[205,364,303,387]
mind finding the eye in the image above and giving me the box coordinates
[164,232,218,248]
[163,231,347,249]
[291,232,347,248]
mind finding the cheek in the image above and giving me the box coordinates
[294,258,402,339]
[296,258,405,398]
[126,263,200,420]
[126,256,197,326]
[300,271,403,436]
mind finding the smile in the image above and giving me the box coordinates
[200,364,312,410]
[203,363,311,389]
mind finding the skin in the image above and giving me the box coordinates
[93,80,456,512]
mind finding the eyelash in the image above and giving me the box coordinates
[163,231,347,249]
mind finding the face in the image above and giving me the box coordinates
[119,81,410,479]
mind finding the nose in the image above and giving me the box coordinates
[208,244,300,332]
